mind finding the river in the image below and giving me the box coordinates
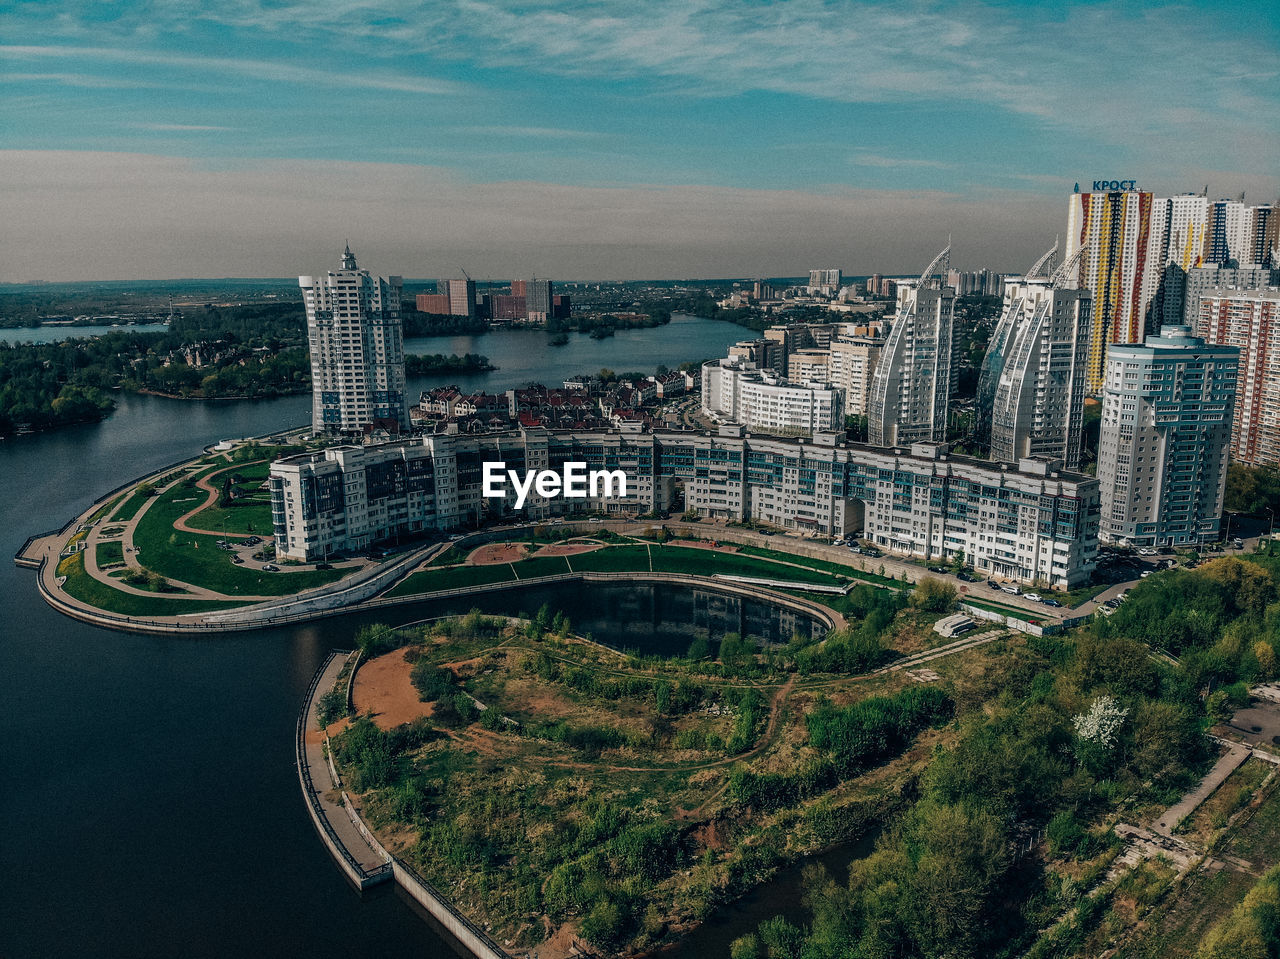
[0,315,836,959]
[0,323,171,344]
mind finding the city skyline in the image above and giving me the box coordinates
[2,0,1278,282]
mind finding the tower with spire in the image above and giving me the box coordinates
[299,245,408,436]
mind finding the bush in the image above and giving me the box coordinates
[912,576,958,612]
[317,688,348,727]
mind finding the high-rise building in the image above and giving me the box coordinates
[445,278,477,317]
[1149,193,1209,326]
[300,245,408,435]
[1182,264,1280,326]
[1197,289,1280,466]
[523,279,552,319]
[987,276,1092,469]
[809,269,842,294]
[1249,204,1279,267]
[701,358,842,434]
[1096,325,1237,547]
[828,338,882,417]
[1207,198,1251,266]
[1066,185,1156,392]
[868,247,954,447]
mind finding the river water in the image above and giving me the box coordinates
[0,315,844,959]
[0,323,172,344]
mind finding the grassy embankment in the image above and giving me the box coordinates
[55,552,241,616]
[385,541,846,598]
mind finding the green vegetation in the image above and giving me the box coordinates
[388,541,844,598]
[180,461,273,536]
[56,553,242,616]
[109,484,158,522]
[130,465,346,596]
[403,352,495,375]
[94,540,125,567]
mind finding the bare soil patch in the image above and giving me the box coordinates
[672,539,740,553]
[532,542,602,557]
[468,543,530,565]
[352,648,435,730]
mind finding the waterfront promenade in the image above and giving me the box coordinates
[297,651,393,887]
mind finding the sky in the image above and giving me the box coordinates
[2,0,1278,282]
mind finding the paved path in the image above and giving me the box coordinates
[1153,741,1252,836]
[302,652,391,876]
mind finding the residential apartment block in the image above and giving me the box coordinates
[1096,325,1238,547]
[270,429,1099,588]
[701,358,842,435]
[300,245,408,435]
[1197,289,1280,465]
[868,266,955,447]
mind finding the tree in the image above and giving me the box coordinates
[911,576,957,613]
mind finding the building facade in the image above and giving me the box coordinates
[701,358,842,434]
[301,246,408,435]
[867,279,954,447]
[1066,186,1157,393]
[1096,325,1238,547]
[986,280,1092,469]
[1197,289,1280,465]
[270,429,1099,587]
[1207,198,1251,266]
[827,337,881,417]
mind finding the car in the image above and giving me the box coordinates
[1140,570,1152,578]
[315,562,332,570]
[848,545,862,553]
[928,565,948,574]
[262,564,279,572]
[245,536,261,546]
[1023,592,1043,602]
[231,556,243,564]
[1138,547,1156,556]
[1233,538,1245,548]
[1041,598,1062,607]
[216,540,228,547]
[1000,584,1022,595]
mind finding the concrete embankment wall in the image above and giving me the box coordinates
[298,652,509,958]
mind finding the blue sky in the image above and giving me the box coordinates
[2,0,1277,280]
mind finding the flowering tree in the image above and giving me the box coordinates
[1073,695,1129,774]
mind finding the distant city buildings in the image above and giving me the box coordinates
[808,269,842,294]
[1096,325,1237,547]
[868,248,955,447]
[300,245,408,435]
[416,276,476,317]
[1197,288,1280,466]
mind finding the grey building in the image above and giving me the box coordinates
[868,247,954,447]
[1097,325,1238,547]
[987,279,1092,469]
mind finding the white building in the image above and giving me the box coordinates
[986,278,1092,469]
[270,428,1099,588]
[1097,325,1238,547]
[701,358,841,435]
[868,253,954,447]
[300,245,408,435]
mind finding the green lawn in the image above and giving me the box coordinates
[95,540,125,567]
[385,563,519,596]
[736,543,904,587]
[130,468,348,597]
[109,486,155,522]
[387,542,842,598]
[179,461,274,536]
[56,553,245,617]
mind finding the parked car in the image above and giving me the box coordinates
[1041,598,1062,607]
[262,564,280,572]
[1000,584,1022,595]
[1138,547,1157,556]
[1023,592,1043,602]
[231,556,243,565]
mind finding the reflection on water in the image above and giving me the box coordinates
[377,581,823,658]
